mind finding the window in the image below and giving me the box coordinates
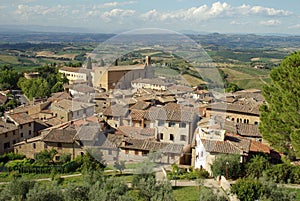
[179,122,186,128]
[13,140,16,144]
[29,130,32,135]
[170,154,175,160]
[4,133,7,138]
[108,150,112,155]
[29,123,31,127]
[158,120,164,126]
[4,142,10,149]
[170,134,174,141]
[57,143,62,149]
[254,121,258,125]
[55,156,60,161]
[135,150,139,155]
[168,122,176,127]
[44,144,48,149]
[125,149,129,154]
[160,133,163,140]
[142,151,147,156]
[33,143,36,149]
[180,135,186,141]
[200,151,204,157]
[20,133,23,138]
[20,125,23,129]
[13,131,15,135]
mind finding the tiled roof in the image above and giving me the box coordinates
[130,101,151,110]
[168,85,193,93]
[7,112,34,125]
[249,140,270,154]
[42,124,77,143]
[118,126,155,139]
[68,84,95,93]
[201,139,241,154]
[207,102,261,115]
[144,104,196,122]
[107,64,145,71]
[128,109,146,121]
[103,104,128,117]
[51,99,94,112]
[48,92,72,102]
[225,134,251,153]
[236,123,262,138]
[120,138,183,154]
[0,119,18,133]
[59,66,91,74]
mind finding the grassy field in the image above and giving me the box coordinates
[220,67,271,89]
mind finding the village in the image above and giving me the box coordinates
[0,55,276,177]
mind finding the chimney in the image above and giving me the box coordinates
[145,56,151,66]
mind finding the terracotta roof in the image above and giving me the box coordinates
[0,119,18,133]
[144,104,197,122]
[59,66,91,74]
[42,124,77,143]
[201,139,241,154]
[207,102,261,115]
[249,141,270,154]
[118,126,155,139]
[68,84,95,93]
[168,85,193,93]
[120,138,183,154]
[236,123,262,138]
[130,101,151,110]
[225,134,251,153]
[103,104,128,117]
[48,92,72,102]
[7,112,34,125]
[51,99,94,112]
[128,109,146,121]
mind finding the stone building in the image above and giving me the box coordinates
[0,119,18,154]
[51,99,95,122]
[93,56,154,91]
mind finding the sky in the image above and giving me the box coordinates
[1,0,300,34]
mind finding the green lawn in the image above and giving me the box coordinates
[173,186,200,201]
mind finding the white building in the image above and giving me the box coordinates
[59,67,92,84]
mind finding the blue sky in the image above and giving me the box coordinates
[1,0,300,34]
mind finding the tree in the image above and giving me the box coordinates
[0,178,35,201]
[26,184,64,201]
[259,51,300,158]
[231,178,264,201]
[87,57,92,69]
[64,185,89,201]
[245,155,270,178]
[34,149,58,165]
[211,154,241,179]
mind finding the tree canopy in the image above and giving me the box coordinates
[259,51,300,158]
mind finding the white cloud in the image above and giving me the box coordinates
[16,4,69,18]
[288,24,300,29]
[141,2,293,22]
[101,1,137,8]
[260,19,281,26]
[230,20,249,25]
[250,6,292,16]
[102,8,135,22]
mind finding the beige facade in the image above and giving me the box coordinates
[51,99,95,122]
[14,137,85,160]
[59,67,92,84]
[93,57,154,91]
